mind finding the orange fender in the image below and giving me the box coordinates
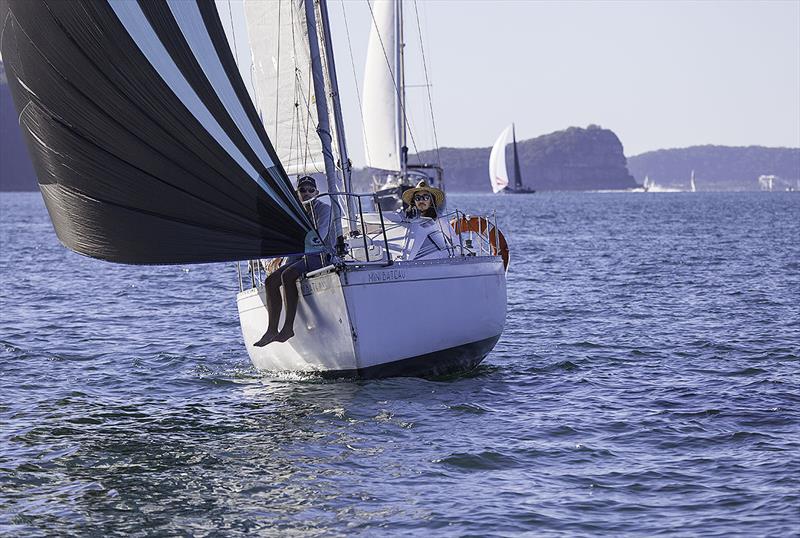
[450,216,510,270]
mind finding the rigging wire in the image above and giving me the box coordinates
[413,0,441,167]
[364,0,421,163]
[274,1,282,142]
[287,1,323,178]
[226,0,240,65]
[340,0,372,167]
[294,2,323,177]
[289,1,301,176]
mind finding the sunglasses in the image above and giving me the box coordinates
[413,193,432,202]
[298,187,317,194]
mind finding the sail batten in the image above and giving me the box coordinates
[1,0,316,264]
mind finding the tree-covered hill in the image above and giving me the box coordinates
[627,146,800,191]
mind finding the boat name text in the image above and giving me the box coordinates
[368,269,406,283]
[301,278,331,295]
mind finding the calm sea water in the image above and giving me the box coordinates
[1,191,798,536]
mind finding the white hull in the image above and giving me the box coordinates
[237,256,506,378]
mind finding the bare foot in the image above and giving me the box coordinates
[253,330,278,347]
[274,327,295,343]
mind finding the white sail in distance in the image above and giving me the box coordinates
[489,125,512,193]
[243,0,327,177]
[362,0,401,171]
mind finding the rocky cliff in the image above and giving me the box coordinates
[353,125,638,192]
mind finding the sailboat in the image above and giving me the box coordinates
[362,0,443,211]
[489,124,535,194]
[1,0,507,379]
[642,176,681,193]
[690,170,697,192]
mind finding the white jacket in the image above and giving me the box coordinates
[403,215,455,260]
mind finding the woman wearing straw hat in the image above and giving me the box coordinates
[400,180,455,260]
[402,180,445,220]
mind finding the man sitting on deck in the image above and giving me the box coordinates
[254,176,331,347]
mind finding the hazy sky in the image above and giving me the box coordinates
[2,1,795,165]
[3,0,787,168]
[222,0,799,165]
[342,0,800,162]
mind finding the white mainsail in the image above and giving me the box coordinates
[489,125,512,193]
[243,0,327,176]
[690,170,697,192]
[362,0,401,171]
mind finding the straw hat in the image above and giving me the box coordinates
[401,180,445,207]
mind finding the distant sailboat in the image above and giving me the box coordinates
[758,175,777,191]
[690,170,697,192]
[642,175,681,193]
[489,124,535,194]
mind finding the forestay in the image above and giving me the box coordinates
[0,0,317,264]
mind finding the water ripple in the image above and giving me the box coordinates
[1,192,798,536]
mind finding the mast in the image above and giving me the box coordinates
[318,0,357,224]
[512,123,523,190]
[304,0,343,242]
[397,0,408,178]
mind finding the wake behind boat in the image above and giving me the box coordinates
[1,0,508,378]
